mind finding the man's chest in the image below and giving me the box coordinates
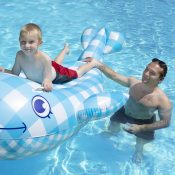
[129,89,158,108]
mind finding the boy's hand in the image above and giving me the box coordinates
[0,66,5,72]
[42,78,53,92]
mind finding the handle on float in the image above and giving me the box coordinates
[77,91,128,123]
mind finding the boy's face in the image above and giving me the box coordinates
[19,31,42,56]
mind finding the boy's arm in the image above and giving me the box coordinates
[11,57,21,75]
[3,53,21,75]
[4,69,12,74]
[42,56,53,91]
[0,67,12,74]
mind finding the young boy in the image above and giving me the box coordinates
[0,23,96,91]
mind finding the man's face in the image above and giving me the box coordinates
[142,62,163,85]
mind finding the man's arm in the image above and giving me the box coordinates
[85,58,133,87]
[98,62,133,87]
[142,100,172,131]
[126,97,172,133]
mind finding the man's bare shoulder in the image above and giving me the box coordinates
[129,77,140,86]
[156,88,172,108]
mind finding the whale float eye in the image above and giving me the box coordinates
[32,95,52,118]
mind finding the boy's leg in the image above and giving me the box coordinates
[76,62,95,78]
[54,43,69,64]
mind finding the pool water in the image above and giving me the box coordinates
[0,0,175,175]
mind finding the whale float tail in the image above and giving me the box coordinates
[78,27,125,61]
[77,27,126,123]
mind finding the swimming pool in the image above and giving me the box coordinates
[0,0,174,175]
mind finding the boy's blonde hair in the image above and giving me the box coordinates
[19,23,42,42]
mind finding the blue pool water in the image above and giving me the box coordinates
[0,0,175,175]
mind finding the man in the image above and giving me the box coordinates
[85,57,172,164]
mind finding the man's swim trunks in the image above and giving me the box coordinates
[52,61,78,84]
[110,106,156,140]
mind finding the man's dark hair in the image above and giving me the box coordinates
[152,58,167,80]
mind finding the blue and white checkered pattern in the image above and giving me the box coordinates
[0,69,104,159]
[80,27,98,49]
[79,27,107,60]
[79,27,125,60]
[104,31,125,54]
[0,27,125,159]
[77,91,128,123]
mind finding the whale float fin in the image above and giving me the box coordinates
[103,31,125,54]
[77,91,128,123]
[79,27,107,61]
[81,27,98,49]
[79,27,125,61]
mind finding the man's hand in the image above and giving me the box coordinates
[123,124,143,134]
[83,57,103,69]
[42,78,53,92]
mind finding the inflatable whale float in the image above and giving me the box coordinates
[0,27,127,159]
